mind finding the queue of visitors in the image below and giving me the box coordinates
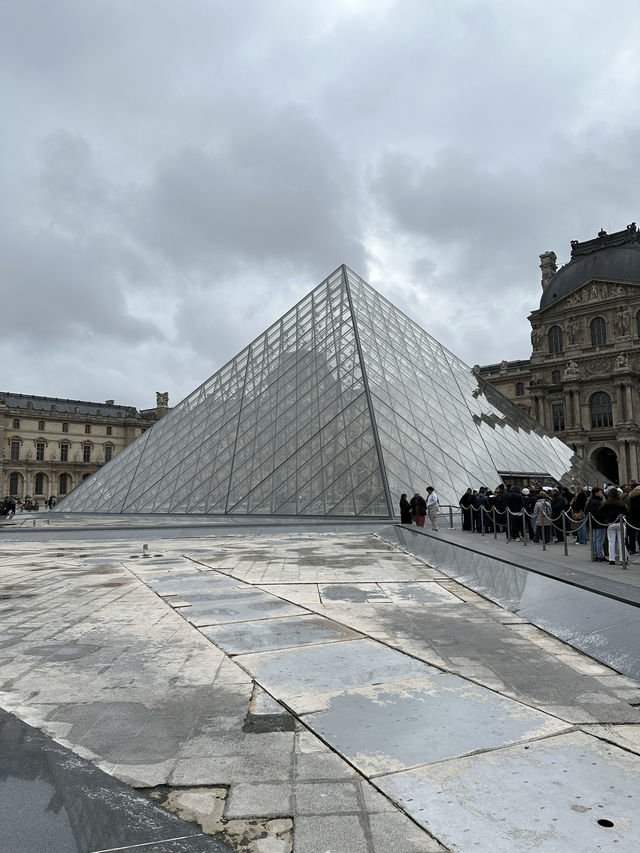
[458,482,640,565]
[399,481,640,566]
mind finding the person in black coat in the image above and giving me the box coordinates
[459,488,473,530]
[550,489,568,542]
[506,486,524,540]
[399,494,413,524]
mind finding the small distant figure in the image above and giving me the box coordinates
[399,494,413,524]
[410,492,427,527]
[426,486,439,531]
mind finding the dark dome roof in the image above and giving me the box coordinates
[540,244,640,309]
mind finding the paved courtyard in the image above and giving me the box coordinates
[1,529,640,851]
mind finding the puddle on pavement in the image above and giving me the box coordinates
[25,644,100,661]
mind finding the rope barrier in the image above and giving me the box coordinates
[450,500,636,566]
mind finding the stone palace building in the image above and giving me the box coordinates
[1,391,170,501]
[478,223,640,485]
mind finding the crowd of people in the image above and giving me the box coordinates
[0,495,57,517]
[399,482,640,566]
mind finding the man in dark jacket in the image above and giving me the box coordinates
[625,481,640,554]
[473,487,492,532]
[521,488,536,539]
[493,485,507,533]
[550,489,568,542]
[506,486,524,540]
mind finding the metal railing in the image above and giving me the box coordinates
[424,502,635,570]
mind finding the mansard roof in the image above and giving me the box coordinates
[540,223,640,310]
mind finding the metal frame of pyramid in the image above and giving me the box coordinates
[56,265,603,517]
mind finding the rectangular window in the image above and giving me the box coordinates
[552,403,565,432]
[36,442,45,461]
[38,420,45,431]
[10,440,20,460]
[104,445,113,462]
[62,422,69,433]
[60,443,69,462]
[13,418,20,429]
[83,445,91,462]
[85,424,91,434]
[106,425,112,436]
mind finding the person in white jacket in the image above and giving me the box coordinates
[426,486,439,531]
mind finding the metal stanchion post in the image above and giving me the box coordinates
[563,513,568,556]
[621,516,628,570]
[588,513,594,561]
[481,508,485,536]
[505,509,510,542]
[493,507,497,539]
[449,506,454,529]
[522,512,527,546]
[542,514,547,551]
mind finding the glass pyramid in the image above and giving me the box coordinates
[57,266,603,517]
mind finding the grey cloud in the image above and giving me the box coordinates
[3,0,640,402]
[4,226,158,344]
[132,103,364,277]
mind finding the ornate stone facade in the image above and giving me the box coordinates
[478,224,640,484]
[0,392,170,501]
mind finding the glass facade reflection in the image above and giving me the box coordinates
[57,266,603,516]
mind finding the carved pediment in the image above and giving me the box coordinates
[538,280,640,314]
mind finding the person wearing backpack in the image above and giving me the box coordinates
[533,491,553,544]
[586,487,606,561]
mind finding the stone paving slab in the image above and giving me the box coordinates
[302,675,569,775]
[233,638,434,704]
[375,730,640,852]
[200,614,362,655]
[181,597,303,627]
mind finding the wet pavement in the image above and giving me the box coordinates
[1,525,640,851]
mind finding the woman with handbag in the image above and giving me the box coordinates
[569,486,588,545]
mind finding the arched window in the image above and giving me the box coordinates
[637,310,640,339]
[591,316,607,346]
[9,472,20,495]
[82,473,91,481]
[548,325,563,354]
[515,382,525,397]
[34,473,45,495]
[59,473,70,495]
[590,392,613,428]
[551,370,561,385]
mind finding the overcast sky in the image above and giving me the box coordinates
[3,0,640,410]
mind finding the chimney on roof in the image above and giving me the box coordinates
[105,400,114,406]
[539,251,557,290]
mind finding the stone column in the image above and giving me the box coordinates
[573,388,584,428]
[564,391,574,428]
[619,441,631,485]
[628,441,640,482]
[626,383,634,422]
